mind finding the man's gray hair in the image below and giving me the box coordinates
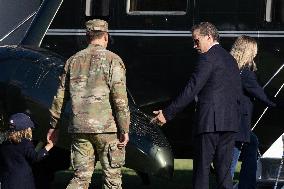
[191,22,219,42]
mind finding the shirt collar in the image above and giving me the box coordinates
[208,42,219,50]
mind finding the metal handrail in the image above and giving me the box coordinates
[0,11,37,42]
[252,62,284,131]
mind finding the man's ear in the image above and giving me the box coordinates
[104,33,109,42]
[207,34,214,43]
[207,34,212,40]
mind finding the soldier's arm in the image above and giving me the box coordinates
[49,59,71,129]
[109,58,130,133]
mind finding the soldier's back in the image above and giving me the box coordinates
[66,44,123,133]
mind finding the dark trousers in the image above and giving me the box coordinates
[193,132,235,189]
[238,133,259,189]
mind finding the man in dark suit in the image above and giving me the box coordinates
[153,22,242,189]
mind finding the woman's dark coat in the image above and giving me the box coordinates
[237,67,276,143]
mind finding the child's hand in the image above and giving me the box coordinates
[44,142,54,151]
[47,128,59,144]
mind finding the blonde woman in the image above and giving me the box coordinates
[230,35,276,189]
[0,113,54,189]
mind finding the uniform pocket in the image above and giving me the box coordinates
[107,142,125,168]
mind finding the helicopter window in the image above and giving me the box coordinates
[267,0,284,24]
[198,0,259,30]
[85,0,110,17]
[126,0,187,15]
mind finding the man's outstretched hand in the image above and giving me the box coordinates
[151,110,167,126]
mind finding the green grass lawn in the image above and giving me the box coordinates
[51,159,241,189]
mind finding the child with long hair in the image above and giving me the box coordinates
[0,113,54,189]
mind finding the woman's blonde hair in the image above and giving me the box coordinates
[230,35,258,71]
[8,128,32,144]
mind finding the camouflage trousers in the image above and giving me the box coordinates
[0,132,7,144]
[66,133,125,189]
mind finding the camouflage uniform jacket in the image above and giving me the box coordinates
[49,44,130,133]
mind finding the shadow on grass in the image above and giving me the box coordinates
[52,169,193,189]
[51,169,239,189]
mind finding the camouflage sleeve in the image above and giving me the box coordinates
[0,131,7,144]
[109,57,130,133]
[49,59,70,129]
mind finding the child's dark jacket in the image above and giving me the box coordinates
[0,139,48,189]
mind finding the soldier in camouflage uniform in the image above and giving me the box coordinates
[47,19,130,189]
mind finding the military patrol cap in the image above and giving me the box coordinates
[85,19,108,32]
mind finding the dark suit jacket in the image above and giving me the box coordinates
[163,44,242,135]
[236,67,276,143]
[0,139,48,189]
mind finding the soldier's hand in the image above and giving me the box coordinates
[118,133,129,149]
[151,110,167,126]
